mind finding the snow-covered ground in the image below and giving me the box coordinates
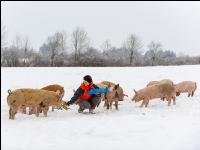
[1,65,200,150]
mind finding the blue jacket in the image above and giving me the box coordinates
[87,87,108,95]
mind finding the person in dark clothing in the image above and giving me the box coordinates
[66,75,108,113]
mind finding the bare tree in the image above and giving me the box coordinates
[48,35,58,67]
[102,47,129,66]
[46,31,67,66]
[2,46,20,67]
[23,36,32,66]
[147,41,163,66]
[71,27,89,61]
[124,34,143,65]
[101,40,112,52]
[80,47,105,66]
[10,35,33,66]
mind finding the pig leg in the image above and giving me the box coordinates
[38,106,42,114]
[115,100,118,110]
[11,107,18,120]
[35,107,40,117]
[9,108,12,119]
[29,107,36,115]
[140,100,145,108]
[52,106,54,112]
[167,98,171,106]
[145,99,149,108]
[172,96,176,105]
[21,106,26,114]
[110,101,113,109]
[188,93,191,97]
[189,91,193,97]
[32,107,36,114]
[11,110,14,120]
[192,91,194,96]
[106,100,109,110]
[160,97,165,101]
[42,106,49,117]
[104,95,107,107]
[28,107,32,115]
[13,111,18,119]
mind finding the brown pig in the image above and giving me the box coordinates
[22,84,65,114]
[104,84,120,110]
[7,88,63,119]
[132,83,176,107]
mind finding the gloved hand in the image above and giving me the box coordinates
[66,101,71,106]
[62,101,70,110]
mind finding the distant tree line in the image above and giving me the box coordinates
[1,25,200,67]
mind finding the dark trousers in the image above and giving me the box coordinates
[79,95,101,110]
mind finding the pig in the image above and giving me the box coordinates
[99,81,128,101]
[7,88,64,119]
[146,79,174,101]
[22,84,65,114]
[132,83,176,107]
[41,84,65,112]
[41,84,64,99]
[104,84,120,110]
[175,81,197,97]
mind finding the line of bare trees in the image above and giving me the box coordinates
[1,25,200,67]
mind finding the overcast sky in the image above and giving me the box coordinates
[1,1,200,56]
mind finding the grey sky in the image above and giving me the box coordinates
[1,1,200,56]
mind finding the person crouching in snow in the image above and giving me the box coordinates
[66,75,108,113]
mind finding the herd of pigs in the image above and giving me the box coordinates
[7,80,197,120]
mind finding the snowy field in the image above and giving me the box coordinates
[1,65,200,150]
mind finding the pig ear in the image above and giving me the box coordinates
[114,84,119,89]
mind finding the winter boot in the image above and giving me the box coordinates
[89,107,95,114]
[78,107,84,113]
